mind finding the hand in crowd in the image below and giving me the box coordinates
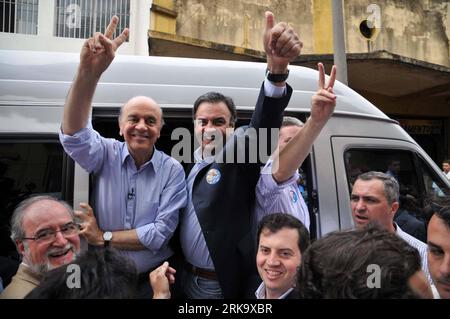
[74,202,104,246]
[79,15,129,78]
[263,11,302,73]
[310,63,337,125]
[150,261,176,299]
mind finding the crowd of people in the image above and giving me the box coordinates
[1,13,449,300]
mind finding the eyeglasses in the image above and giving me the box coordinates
[22,222,80,243]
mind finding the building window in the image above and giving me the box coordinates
[55,0,130,39]
[0,0,38,35]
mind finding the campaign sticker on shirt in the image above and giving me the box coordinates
[206,169,221,185]
[290,190,299,203]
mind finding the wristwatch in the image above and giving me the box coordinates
[103,231,113,247]
[266,68,289,83]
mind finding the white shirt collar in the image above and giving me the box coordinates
[254,282,294,299]
[194,147,214,164]
[431,284,441,299]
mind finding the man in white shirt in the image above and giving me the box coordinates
[350,171,432,284]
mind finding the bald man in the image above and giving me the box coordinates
[59,17,187,297]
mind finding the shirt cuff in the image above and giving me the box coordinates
[263,78,287,98]
[59,125,92,143]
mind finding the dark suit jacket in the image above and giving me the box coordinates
[394,209,427,242]
[191,83,293,298]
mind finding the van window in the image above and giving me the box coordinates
[418,156,450,201]
[0,140,63,258]
[344,149,450,242]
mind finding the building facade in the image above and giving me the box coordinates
[149,0,450,164]
[0,0,151,55]
[1,0,449,163]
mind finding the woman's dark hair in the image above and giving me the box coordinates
[25,248,138,299]
[297,224,422,299]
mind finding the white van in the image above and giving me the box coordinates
[1,49,449,252]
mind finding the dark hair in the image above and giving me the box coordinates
[435,207,450,229]
[297,224,422,298]
[442,159,450,165]
[257,213,310,254]
[356,171,399,205]
[25,248,138,299]
[192,92,237,126]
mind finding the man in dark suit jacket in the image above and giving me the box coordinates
[177,11,303,298]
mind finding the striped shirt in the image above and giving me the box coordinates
[395,223,432,285]
[255,160,310,230]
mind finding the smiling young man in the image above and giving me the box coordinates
[59,16,187,297]
[0,196,80,299]
[255,213,309,299]
[350,171,432,284]
[427,203,450,299]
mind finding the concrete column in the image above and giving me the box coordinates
[131,0,152,55]
[332,0,348,85]
[37,0,55,36]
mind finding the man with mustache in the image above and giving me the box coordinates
[427,201,450,299]
[0,196,80,299]
[350,171,431,284]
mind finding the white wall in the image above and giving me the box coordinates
[0,0,151,55]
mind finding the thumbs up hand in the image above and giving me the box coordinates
[263,11,303,74]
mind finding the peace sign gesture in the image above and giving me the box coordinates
[310,63,337,124]
[80,15,129,78]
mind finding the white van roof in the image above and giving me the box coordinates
[0,49,390,134]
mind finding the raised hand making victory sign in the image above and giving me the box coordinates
[311,63,337,124]
[271,63,338,182]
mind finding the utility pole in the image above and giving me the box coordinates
[135,0,152,55]
[332,0,348,85]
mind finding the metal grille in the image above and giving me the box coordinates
[0,0,38,34]
[55,0,129,39]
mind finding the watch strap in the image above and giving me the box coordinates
[266,68,289,83]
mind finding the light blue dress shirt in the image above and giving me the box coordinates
[60,124,187,273]
[180,148,215,269]
[255,159,310,230]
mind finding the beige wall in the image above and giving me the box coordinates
[345,0,450,67]
[174,0,314,54]
[172,0,450,67]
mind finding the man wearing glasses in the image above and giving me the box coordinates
[0,196,80,299]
